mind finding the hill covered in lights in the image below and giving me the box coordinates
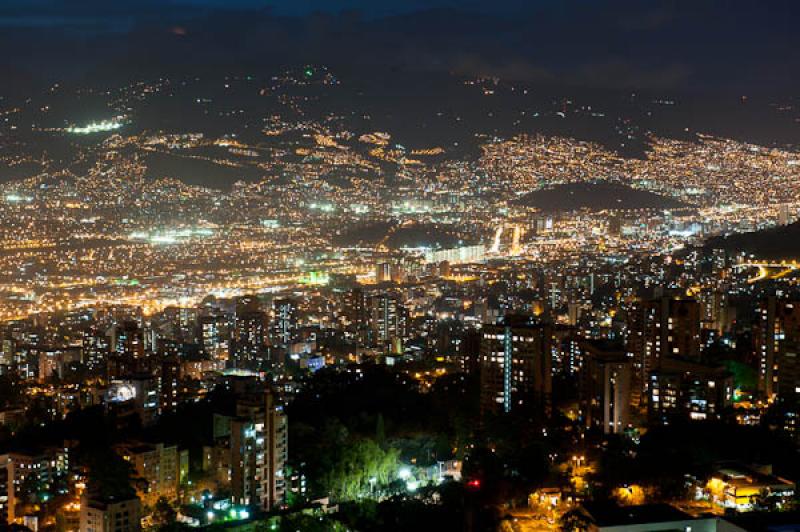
[512,182,686,212]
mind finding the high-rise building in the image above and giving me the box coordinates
[341,287,366,325]
[0,448,70,524]
[375,262,392,284]
[698,287,734,335]
[112,321,144,359]
[340,286,370,346]
[271,298,298,348]
[455,328,481,374]
[561,335,583,376]
[627,296,701,402]
[580,341,631,435]
[778,203,792,226]
[547,281,562,311]
[159,356,180,413]
[479,314,552,416]
[82,325,110,374]
[368,293,407,353]
[232,310,268,366]
[199,315,230,362]
[115,442,180,505]
[229,389,288,511]
[0,326,13,369]
[648,358,733,424]
[756,297,800,402]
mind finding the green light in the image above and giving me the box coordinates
[300,271,329,285]
[67,119,124,134]
[304,67,314,77]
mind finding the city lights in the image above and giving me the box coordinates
[1,4,799,531]
[66,119,125,134]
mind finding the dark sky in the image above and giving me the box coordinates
[2,0,523,18]
[1,0,799,94]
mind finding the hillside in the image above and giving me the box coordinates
[705,221,800,259]
[512,182,686,211]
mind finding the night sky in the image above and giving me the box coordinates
[1,0,799,94]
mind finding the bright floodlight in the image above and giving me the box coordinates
[67,120,124,134]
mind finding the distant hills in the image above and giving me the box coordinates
[512,182,686,211]
[705,221,800,259]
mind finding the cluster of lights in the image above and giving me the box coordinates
[128,228,214,244]
[4,194,33,203]
[300,271,330,285]
[205,507,249,522]
[308,202,335,212]
[66,120,124,134]
[398,466,420,492]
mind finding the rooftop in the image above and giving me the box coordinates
[581,502,691,527]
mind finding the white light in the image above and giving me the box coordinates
[398,467,411,480]
[67,120,124,134]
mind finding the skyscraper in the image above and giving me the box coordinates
[627,296,701,402]
[271,298,298,348]
[580,341,631,435]
[199,314,231,362]
[368,292,407,353]
[479,314,552,416]
[229,389,288,511]
[233,310,268,367]
[375,262,392,284]
[756,297,800,402]
[112,321,144,359]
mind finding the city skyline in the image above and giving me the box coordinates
[1,2,800,532]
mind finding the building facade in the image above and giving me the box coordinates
[479,315,552,416]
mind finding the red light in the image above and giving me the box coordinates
[467,479,481,489]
